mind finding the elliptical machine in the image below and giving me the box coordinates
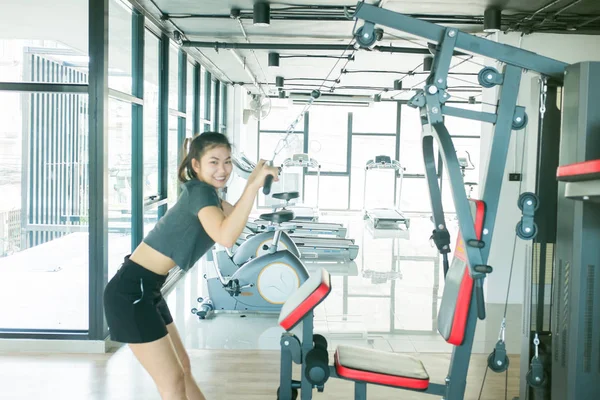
[192,209,310,319]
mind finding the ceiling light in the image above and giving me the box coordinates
[268,52,280,67]
[276,76,284,88]
[253,2,270,27]
[394,80,402,90]
[484,7,501,33]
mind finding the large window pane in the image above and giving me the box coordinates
[168,44,179,110]
[400,105,425,175]
[0,90,90,330]
[259,101,305,131]
[199,66,206,120]
[144,30,160,200]
[305,175,349,210]
[186,61,195,135]
[168,115,180,207]
[308,107,348,172]
[109,0,133,94]
[258,132,304,207]
[352,102,397,134]
[441,137,481,212]
[108,98,133,279]
[444,104,483,137]
[211,79,217,127]
[400,178,432,213]
[0,40,88,83]
[349,136,396,210]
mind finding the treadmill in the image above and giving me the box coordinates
[233,154,347,237]
[279,154,321,221]
[242,219,359,260]
[363,155,410,229]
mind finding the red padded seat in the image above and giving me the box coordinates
[557,159,600,182]
[334,345,429,390]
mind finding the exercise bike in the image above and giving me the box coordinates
[192,209,310,319]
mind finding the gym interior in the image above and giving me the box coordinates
[1,1,599,399]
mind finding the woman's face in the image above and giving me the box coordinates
[193,146,232,188]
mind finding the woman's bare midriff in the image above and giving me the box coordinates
[129,242,177,276]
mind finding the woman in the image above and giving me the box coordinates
[103,132,279,400]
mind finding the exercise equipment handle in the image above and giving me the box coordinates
[263,174,274,195]
[475,279,486,320]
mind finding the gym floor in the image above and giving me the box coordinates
[0,213,522,399]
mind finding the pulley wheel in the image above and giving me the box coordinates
[526,370,546,388]
[478,67,499,88]
[356,26,377,48]
[512,112,528,130]
[516,220,538,240]
[487,350,510,373]
[518,192,539,211]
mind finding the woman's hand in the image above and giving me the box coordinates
[247,159,280,190]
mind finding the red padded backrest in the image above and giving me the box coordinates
[278,268,331,331]
[437,200,486,346]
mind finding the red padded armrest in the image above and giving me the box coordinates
[557,160,600,182]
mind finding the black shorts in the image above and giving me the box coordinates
[103,256,173,344]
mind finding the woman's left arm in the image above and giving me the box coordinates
[221,200,235,217]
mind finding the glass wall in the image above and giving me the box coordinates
[0,0,227,340]
[254,100,481,213]
[0,76,90,331]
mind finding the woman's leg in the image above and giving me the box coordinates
[166,323,207,400]
[129,335,188,400]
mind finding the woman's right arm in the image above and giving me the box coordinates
[198,184,259,247]
[198,160,278,247]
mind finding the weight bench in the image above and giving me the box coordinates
[277,199,487,400]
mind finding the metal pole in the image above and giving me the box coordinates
[88,0,109,340]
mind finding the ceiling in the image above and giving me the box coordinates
[132,0,600,101]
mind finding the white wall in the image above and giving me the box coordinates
[225,86,256,204]
[481,32,600,305]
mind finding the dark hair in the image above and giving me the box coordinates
[178,132,232,183]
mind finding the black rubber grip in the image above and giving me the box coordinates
[475,280,486,320]
[263,174,274,195]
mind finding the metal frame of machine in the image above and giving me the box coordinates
[268,2,600,399]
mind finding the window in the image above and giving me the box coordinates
[143,30,160,200]
[167,115,179,208]
[186,61,195,135]
[399,105,425,176]
[308,107,348,173]
[0,89,90,330]
[352,102,397,134]
[304,176,349,210]
[258,131,304,207]
[259,101,305,132]
[108,97,133,279]
[108,0,133,94]
[0,39,89,83]
[168,43,179,110]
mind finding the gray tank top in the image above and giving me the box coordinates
[143,180,222,271]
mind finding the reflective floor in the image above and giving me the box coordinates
[0,212,523,399]
[168,213,522,356]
